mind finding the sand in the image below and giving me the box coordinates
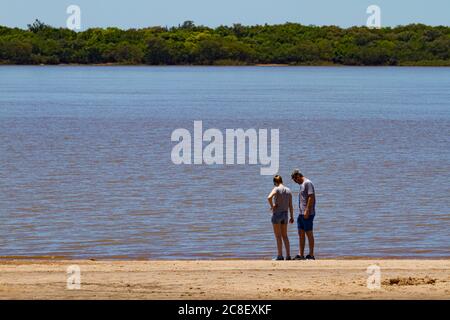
[0,259,449,300]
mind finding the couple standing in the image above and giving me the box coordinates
[267,169,316,261]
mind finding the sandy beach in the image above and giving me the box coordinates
[0,259,448,300]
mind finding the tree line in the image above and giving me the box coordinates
[0,20,449,66]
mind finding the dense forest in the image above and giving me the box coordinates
[0,20,449,66]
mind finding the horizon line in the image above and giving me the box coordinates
[2,20,450,32]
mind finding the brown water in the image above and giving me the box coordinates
[0,66,449,259]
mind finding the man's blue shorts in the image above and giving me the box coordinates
[297,214,315,231]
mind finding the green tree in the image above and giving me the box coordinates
[109,42,144,64]
[144,37,172,64]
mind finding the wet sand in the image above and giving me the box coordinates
[0,259,449,299]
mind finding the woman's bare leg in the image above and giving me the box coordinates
[280,223,290,257]
[272,223,283,257]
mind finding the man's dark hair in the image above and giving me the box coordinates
[273,175,283,185]
[291,169,303,180]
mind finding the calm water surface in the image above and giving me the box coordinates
[0,66,449,259]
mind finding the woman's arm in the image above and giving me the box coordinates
[267,188,276,212]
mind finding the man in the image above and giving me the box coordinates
[291,169,316,260]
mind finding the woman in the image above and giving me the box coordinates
[267,175,294,260]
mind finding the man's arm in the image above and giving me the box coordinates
[304,194,315,219]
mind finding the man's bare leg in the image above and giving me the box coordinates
[306,230,314,256]
[299,229,306,257]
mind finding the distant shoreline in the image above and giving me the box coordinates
[1,259,448,299]
[1,63,450,67]
[2,22,449,67]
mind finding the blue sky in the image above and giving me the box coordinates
[0,0,448,29]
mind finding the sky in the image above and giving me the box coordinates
[0,0,448,30]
